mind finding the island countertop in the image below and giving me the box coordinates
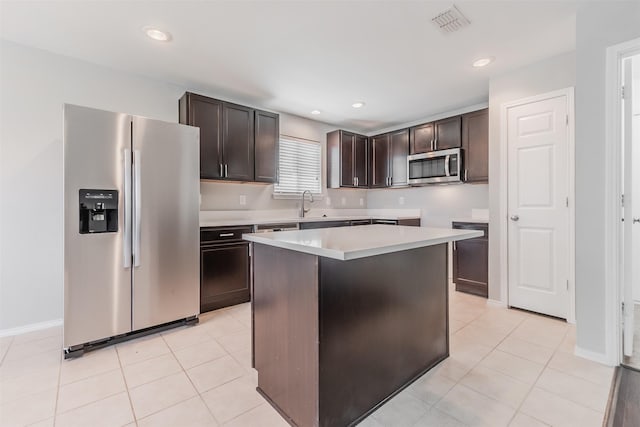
[243,224,482,260]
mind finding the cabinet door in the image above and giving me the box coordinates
[434,116,461,150]
[200,242,250,312]
[254,110,279,183]
[370,133,390,188]
[354,134,368,187]
[389,129,409,186]
[462,109,489,183]
[340,131,355,187]
[409,122,434,154]
[453,239,488,297]
[223,103,255,181]
[180,94,223,179]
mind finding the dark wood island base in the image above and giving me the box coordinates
[251,242,449,427]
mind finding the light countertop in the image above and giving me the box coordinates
[200,209,421,228]
[451,217,489,224]
[243,224,483,261]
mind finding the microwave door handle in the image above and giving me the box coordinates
[444,154,451,177]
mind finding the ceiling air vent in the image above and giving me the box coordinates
[431,5,470,34]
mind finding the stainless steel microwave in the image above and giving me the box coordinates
[407,148,462,185]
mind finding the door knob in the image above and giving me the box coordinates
[510,215,520,221]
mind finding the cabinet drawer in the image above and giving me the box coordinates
[201,226,253,244]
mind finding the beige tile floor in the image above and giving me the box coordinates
[0,289,614,427]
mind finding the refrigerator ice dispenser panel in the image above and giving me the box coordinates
[79,189,118,234]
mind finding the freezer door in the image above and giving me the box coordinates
[131,117,200,330]
[63,104,132,349]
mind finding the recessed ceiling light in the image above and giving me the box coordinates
[472,57,494,68]
[311,110,321,115]
[143,27,172,42]
[352,101,365,108]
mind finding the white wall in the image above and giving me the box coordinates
[574,2,640,358]
[0,40,363,331]
[487,52,576,303]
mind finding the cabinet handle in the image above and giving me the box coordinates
[219,164,223,177]
[224,164,228,177]
[219,233,234,237]
[453,241,456,251]
[430,139,434,151]
[464,170,468,181]
[276,167,279,183]
[356,177,359,187]
[434,138,438,150]
[353,176,356,186]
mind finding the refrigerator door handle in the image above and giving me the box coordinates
[123,149,132,268]
[133,149,142,267]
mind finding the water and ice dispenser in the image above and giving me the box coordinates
[79,189,118,234]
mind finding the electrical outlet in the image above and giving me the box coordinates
[399,196,405,206]
[359,198,364,206]
[239,195,246,206]
[326,197,331,206]
[341,197,346,206]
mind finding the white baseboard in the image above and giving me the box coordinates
[574,345,617,367]
[486,298,507,308]
[0,318,63,338]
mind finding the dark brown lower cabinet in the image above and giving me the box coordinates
[200,226,252,312]
[452,222,488,297]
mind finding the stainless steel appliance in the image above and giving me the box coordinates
[407,148,463,185]
[63,104,200,358]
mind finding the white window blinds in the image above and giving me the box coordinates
[274,137,322,195]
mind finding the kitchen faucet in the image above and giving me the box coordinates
[299,190,314,218]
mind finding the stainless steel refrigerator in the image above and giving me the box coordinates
[63,104,200,357]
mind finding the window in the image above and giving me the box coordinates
[274,136,322,196]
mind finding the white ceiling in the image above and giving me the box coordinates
[0,1,577,133]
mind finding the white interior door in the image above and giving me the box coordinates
[631,55,640,305]
[507,95,570,319]
[622,56,638,357]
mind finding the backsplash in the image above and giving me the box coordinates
[200,181,368,211]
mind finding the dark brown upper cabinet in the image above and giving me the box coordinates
[179,93,223,179]
[410,116,461,154]
[370,133,390,188]
[369,129,409,188]
[254,110,279,183]
[327,130,368,188]
[461,108,489,183]
[409,123,434,155]
[223,102,254,181]
[389,129,409,187]
[179,92,279,183]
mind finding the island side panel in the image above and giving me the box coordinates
[252,243,320,427]
[318,244,448,427]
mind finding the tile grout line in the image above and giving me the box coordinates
[505,323,575,426]
[410,305,528,425]
[160,331,224,426]
[439,311,530,425]
[115,344,141,427]
[51,344,63,427]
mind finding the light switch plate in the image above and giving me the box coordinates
[239,195,246,206]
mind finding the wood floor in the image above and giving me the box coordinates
[605,366,640,427]
[622,304,640,369]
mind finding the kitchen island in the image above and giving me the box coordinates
[243,225,482,427]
